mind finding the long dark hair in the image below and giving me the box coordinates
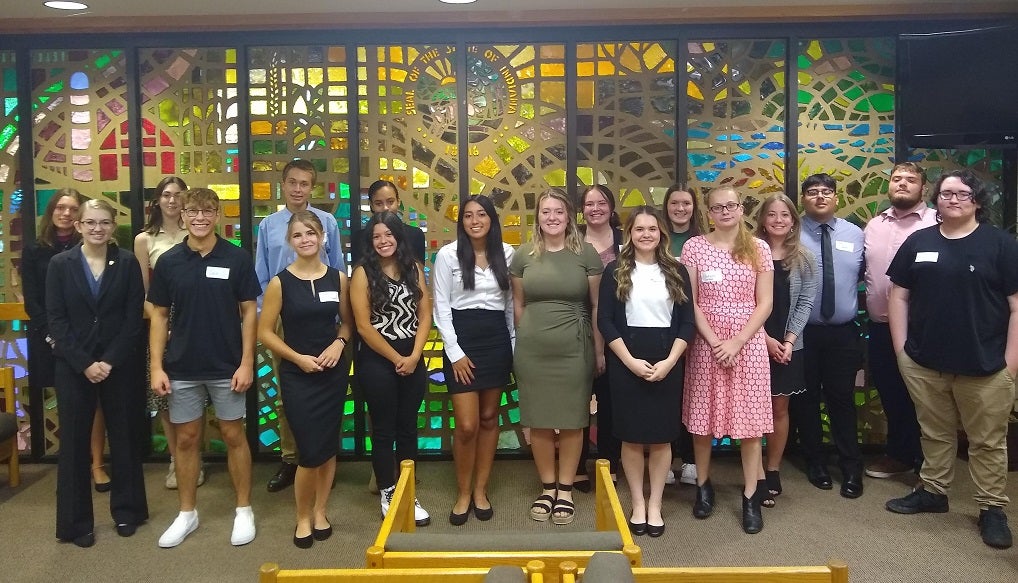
[361,211,422,314]
[38,188,84,248]
[663,184,706,236]
[582,184,622,230]
[931,169,991,224]
[456,195,510,291]
[143,176,188,235]
[368,179,400,207]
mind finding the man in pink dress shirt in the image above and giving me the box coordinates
[862,162,938,479]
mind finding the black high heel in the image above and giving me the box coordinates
[758,478,775,508]
[743,486,763,534]
[765,470,782,496]
[692,480,714,519]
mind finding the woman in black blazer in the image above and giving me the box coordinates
[47,199,147,547]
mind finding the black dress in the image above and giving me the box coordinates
[21,238,76,388]
[277,268,347,468]
[765,260,806,396]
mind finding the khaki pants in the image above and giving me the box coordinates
[898,352,1013,508]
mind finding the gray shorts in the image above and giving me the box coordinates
[168,379,246,424]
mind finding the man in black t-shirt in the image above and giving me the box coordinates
[150,188,262,549]
[884,170,1017,550]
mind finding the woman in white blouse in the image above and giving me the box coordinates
[432,195,515,526]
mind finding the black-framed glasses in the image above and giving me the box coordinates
[938,190,974,202]
[184,208,218,218]
[804,188,835,198]
[708,202,741,214]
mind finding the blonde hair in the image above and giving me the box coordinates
[530,188,584,257]
[754,194,812,274]
[81,198,117,221]
[708,187,761,269]
[614,206,688,304]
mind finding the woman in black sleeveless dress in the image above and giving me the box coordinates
[258,210,353,549]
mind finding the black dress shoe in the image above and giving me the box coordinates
[743,493,763,534]
[60,532,95,548]
[647,522,665,537]
[267,462,297,493]
[628,520,647,536]
[806,465,833,490]
[116,523,138,537]
[473,500,494,521]
[840,474,864,499]
[573,476,592,493]
[449,504,470,526]
[293,528,314,549]
[312,522,333,541]
[692,480,715,519]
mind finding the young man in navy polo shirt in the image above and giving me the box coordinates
[149,188,262,548]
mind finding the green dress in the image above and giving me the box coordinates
[510,242,604,429]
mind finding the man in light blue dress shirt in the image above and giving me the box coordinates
[791,172,866,499]
[255,159,346,493]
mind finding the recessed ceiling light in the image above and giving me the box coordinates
[439,0,477,4]
[44,1,89,10]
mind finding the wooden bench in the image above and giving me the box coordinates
[366,459,640,581]
[258,560,548,582]
[556,553,849,583]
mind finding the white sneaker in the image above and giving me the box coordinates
[380,485,395,518]
[196,463,207,488]
[231,506,256,546]
[414,498,431,527]
[165,459,177,490]
[158,510,199,548]
[664,469,676,485]
[679,463,697,485]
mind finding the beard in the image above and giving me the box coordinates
[889,191,922,211]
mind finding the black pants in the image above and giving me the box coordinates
[790,323,863,474]
[578,372,620,475]
[357,337,426,491]
[868,322,922,467]
[55,360,148,540]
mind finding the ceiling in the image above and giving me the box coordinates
[4,0,1017,34]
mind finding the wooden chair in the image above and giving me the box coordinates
[556,554,849,583]
[366,459,640,581]
[258,560,547,582]
[0,366,21,487]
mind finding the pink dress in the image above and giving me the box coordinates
[681,235,773,439]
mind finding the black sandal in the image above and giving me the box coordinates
[765,470,782,496]
[530,482,556,522]
[757,478,776,509]
[552,483,575,525]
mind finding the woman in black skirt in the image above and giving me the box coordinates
[258,210,353,548]
[598,206,694,538]
[432,195,514,525]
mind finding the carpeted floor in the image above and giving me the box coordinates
[1,456,1016,582]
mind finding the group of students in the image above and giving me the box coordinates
[27,158,1015,551]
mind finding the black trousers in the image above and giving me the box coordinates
[790,323,863,474]
[867,322,922,466]
[55,360,148,540]
[578,372,620,474]
[357,337,426,491]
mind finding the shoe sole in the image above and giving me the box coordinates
[885,503,948,514]
[865,469,907,479]
[158,522,198,548]
[231,534,256,546]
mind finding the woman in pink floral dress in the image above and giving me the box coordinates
[680,186,773,535]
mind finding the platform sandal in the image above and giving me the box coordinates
[552,483,575,525]
[530,482,556,522]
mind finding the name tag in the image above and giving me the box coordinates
[206,266,230,279]
[915,252,939,263]
[318,291,340,303]
[835,240,855,252]
[701,269,723,283]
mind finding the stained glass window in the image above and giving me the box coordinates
[140,48,241,243]
[687,40,786,217]
[578,42,678,209]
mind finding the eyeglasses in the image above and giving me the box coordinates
[708,202,741,214]
[938,190,974,202]
[184,208,218,218]
[80,219,115,229]
[804,188,835,198]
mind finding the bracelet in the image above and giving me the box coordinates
[783,340,793,345]
[336,337,348,346]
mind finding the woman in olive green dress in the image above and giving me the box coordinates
[510,188,604,525]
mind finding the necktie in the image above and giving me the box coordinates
[820,223,835,320]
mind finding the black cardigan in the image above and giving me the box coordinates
[597,259,695,347]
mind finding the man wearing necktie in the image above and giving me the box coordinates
[791,173,866,499]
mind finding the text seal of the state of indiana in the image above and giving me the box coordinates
[404,46,520,145]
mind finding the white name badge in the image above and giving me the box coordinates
[915,252,939,263]
[205,266,230,279]
[701,269,723,283]
[835,240,855,252]
[318,291,340,303]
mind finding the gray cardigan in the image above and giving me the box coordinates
[781,248,818,351]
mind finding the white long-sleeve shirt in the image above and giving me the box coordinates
[432,241,515,362]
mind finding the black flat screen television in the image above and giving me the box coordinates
[899,25,1018,148]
